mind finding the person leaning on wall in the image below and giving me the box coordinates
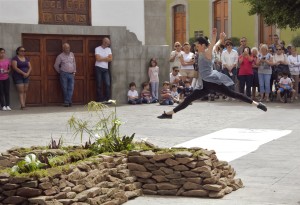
[0,48,12,111]
[11,46,32,110]
[95,37,113,104]
[54,43,76,107]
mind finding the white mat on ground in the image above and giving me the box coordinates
[173,128,292,162]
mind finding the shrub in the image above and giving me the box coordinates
[227,37,240,47]
[291,35,300,47]
[68,101,135,154]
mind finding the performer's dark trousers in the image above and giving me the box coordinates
[173,81,253,113]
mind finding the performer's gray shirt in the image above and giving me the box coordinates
[194,53,234,90]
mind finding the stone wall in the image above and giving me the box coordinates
[0,154,142,205]
[0,148,244,204]
[127,148,243,198]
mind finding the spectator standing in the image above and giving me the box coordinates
[237,37,247,55]
[11,46,32,110]
[148,58,159,101]
[54,43,76,107]
[251,47,260,100]
[0,48,11,111]
[238,46,253,97]
[257,44,273,102]
[95,37,113,103]
[273,44,289,77]
[286,45,292,56]
[169,42,182,72]
[270,34,281,53]
[222,40,238,98]
[179,42,195,82]
[288,46,300,99]
[213,45,223,72]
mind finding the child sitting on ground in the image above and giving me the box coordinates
[277,72,296,103]
[127,82,142,104]
[159,81,174,105]
[181,79,193,100]
[170,84,180,104]
[141,82,157,103]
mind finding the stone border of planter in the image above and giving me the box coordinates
[127,148,243,198]
[0,148,243,205]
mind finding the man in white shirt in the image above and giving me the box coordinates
[222,41,238,91]
[170,66,183,93]
[170,66,181,85]
[95,37,113,103]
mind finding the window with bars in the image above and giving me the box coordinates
[194,31,204,38]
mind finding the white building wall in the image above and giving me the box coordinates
[0,0,145,43]
[92,0,145,43]
[0,0,39,24]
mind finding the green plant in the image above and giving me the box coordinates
[68,101,135,154]
[291,35,300,47]
[189,37,196,45]
[11,154,46,174]
[227,37,240,47]
[48,136,63,149]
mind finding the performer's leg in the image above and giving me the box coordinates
[209,82,267,111]
[173,88,210,113]
[157,88,210,119]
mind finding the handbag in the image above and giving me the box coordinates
[275,64,290,75]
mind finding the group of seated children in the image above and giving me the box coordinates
[127,82,159,104]
[127,79,194,105]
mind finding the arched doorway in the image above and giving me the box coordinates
[173,4,186,44]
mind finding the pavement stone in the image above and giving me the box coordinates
[0,100,300,205]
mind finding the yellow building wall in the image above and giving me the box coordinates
[189,0,210,40]
[281,28,300,46]
[166,0,172,45]
[166,0,210,46]
[166,0,300,48]
[231,0,256,47]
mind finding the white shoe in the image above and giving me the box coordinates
[231,98,236,101]
[6,106,11,111]
[2,106,7,111]
[225,97,230,101]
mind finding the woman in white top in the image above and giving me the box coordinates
[179,42,195,82]
[273,44,289,76]
[169,42,182,72]
[288,46,300,99]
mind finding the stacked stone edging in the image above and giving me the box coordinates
[0,154,142,205]
[0,147,243,204]
[127,148,243,198]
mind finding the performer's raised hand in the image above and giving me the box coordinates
[220,32,226,42]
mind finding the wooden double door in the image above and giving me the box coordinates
[22,34,106,106]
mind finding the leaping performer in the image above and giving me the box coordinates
[158,28,267,119]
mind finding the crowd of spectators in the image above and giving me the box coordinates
[128,34,300,105]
